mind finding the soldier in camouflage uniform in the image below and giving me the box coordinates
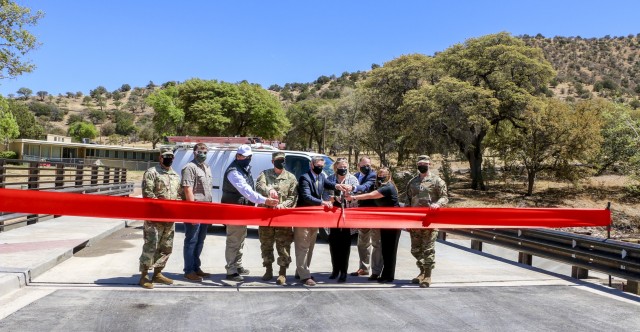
[255,152,298,285]
[138,146,181,289]
[405,155,448,288]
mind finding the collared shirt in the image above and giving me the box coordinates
[227,168,266,205]
[181,160,213,202]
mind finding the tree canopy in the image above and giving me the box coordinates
[67,121,97,142]
[147,79,289,139]
[0,95,20,147]
[0,0,44,79]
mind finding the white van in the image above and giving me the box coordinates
[170,143,335,204]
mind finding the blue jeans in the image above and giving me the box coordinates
[183,223,208,274]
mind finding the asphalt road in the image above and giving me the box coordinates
[1,221,639,331]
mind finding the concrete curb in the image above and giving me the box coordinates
[0,217,127,297]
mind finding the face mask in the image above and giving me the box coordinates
[195,151,207,164]
[161,157,173,167]
[312,165,324,175]
[359,166,371,174]
[418,165,429,174]
[237,157,251,169]
[336,168,347,176]
[274,159,285,170]
[376,177,386,185]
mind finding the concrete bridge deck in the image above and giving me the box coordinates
[1,217,638,331]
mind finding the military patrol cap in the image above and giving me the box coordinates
[417,155,430,163]
[272,152,285,160]
[160,147,174,157]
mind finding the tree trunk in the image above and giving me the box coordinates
[526,168,536,196]
[467,141,486,191]
[469,132,487,190]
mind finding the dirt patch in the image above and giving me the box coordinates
[442,172,639,241]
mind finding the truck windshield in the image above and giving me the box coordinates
[322,156,334,177]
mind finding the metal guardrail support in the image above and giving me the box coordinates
[441,228,640,295]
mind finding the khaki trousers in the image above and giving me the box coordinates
[225,225,247,274]
[294,227,318,280]
[357,228,383,274]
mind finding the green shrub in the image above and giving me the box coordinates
[0,151,18,159]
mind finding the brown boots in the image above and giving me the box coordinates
[411,268,432,288]
[139,271,153,289]
[411,269,425,284]
[276,266,287,285]
[262,265,274,281]
[420,269,432,288]
[152,268,174,285]
[140,268,174,289]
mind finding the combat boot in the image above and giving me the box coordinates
[262,265,274,281]
[420,269,432,288]
[139,271,153,289]
[152,268,174,285]
[411,268,425,284]
[276,266,287,285]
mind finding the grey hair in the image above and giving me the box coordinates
[311,156,325,165]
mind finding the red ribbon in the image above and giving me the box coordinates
[0,188,610,229]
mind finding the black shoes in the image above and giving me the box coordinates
[367,274,379,281]
[338,273,347,283]
[329,271,338,279]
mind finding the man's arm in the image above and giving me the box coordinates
[255,171,269,197]
[298,175,323,206]
[279,176,298,208]
[227,170,268,205]
[183,186,195,201]
[353,171,376,193]
[141,170,156,199]
[434,178,449,207]
[404,180,413,207]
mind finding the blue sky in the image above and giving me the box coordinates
[1,0,639,96]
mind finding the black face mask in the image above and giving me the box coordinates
[336,168,347,176]
[274,159,285,170]
[418,165,429,174]
[359,166,371,174]
[237,157,251,169]
[376,177,386,186]
[161,157,173,167]
[312,165,324,175]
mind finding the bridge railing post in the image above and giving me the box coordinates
[518,252,532,265]
[471,239,483,252]
[571,266,589,279]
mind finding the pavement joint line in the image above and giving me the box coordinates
[0,217,128,297]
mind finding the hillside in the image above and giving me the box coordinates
[522,34,640,106]
[7,34,640,145]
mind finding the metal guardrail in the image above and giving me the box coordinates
[0,158,134,231]
[441,228,640,294]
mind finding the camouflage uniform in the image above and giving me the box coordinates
[139,163,181,272]
[255,164,298,268]
[405,168,448,271]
